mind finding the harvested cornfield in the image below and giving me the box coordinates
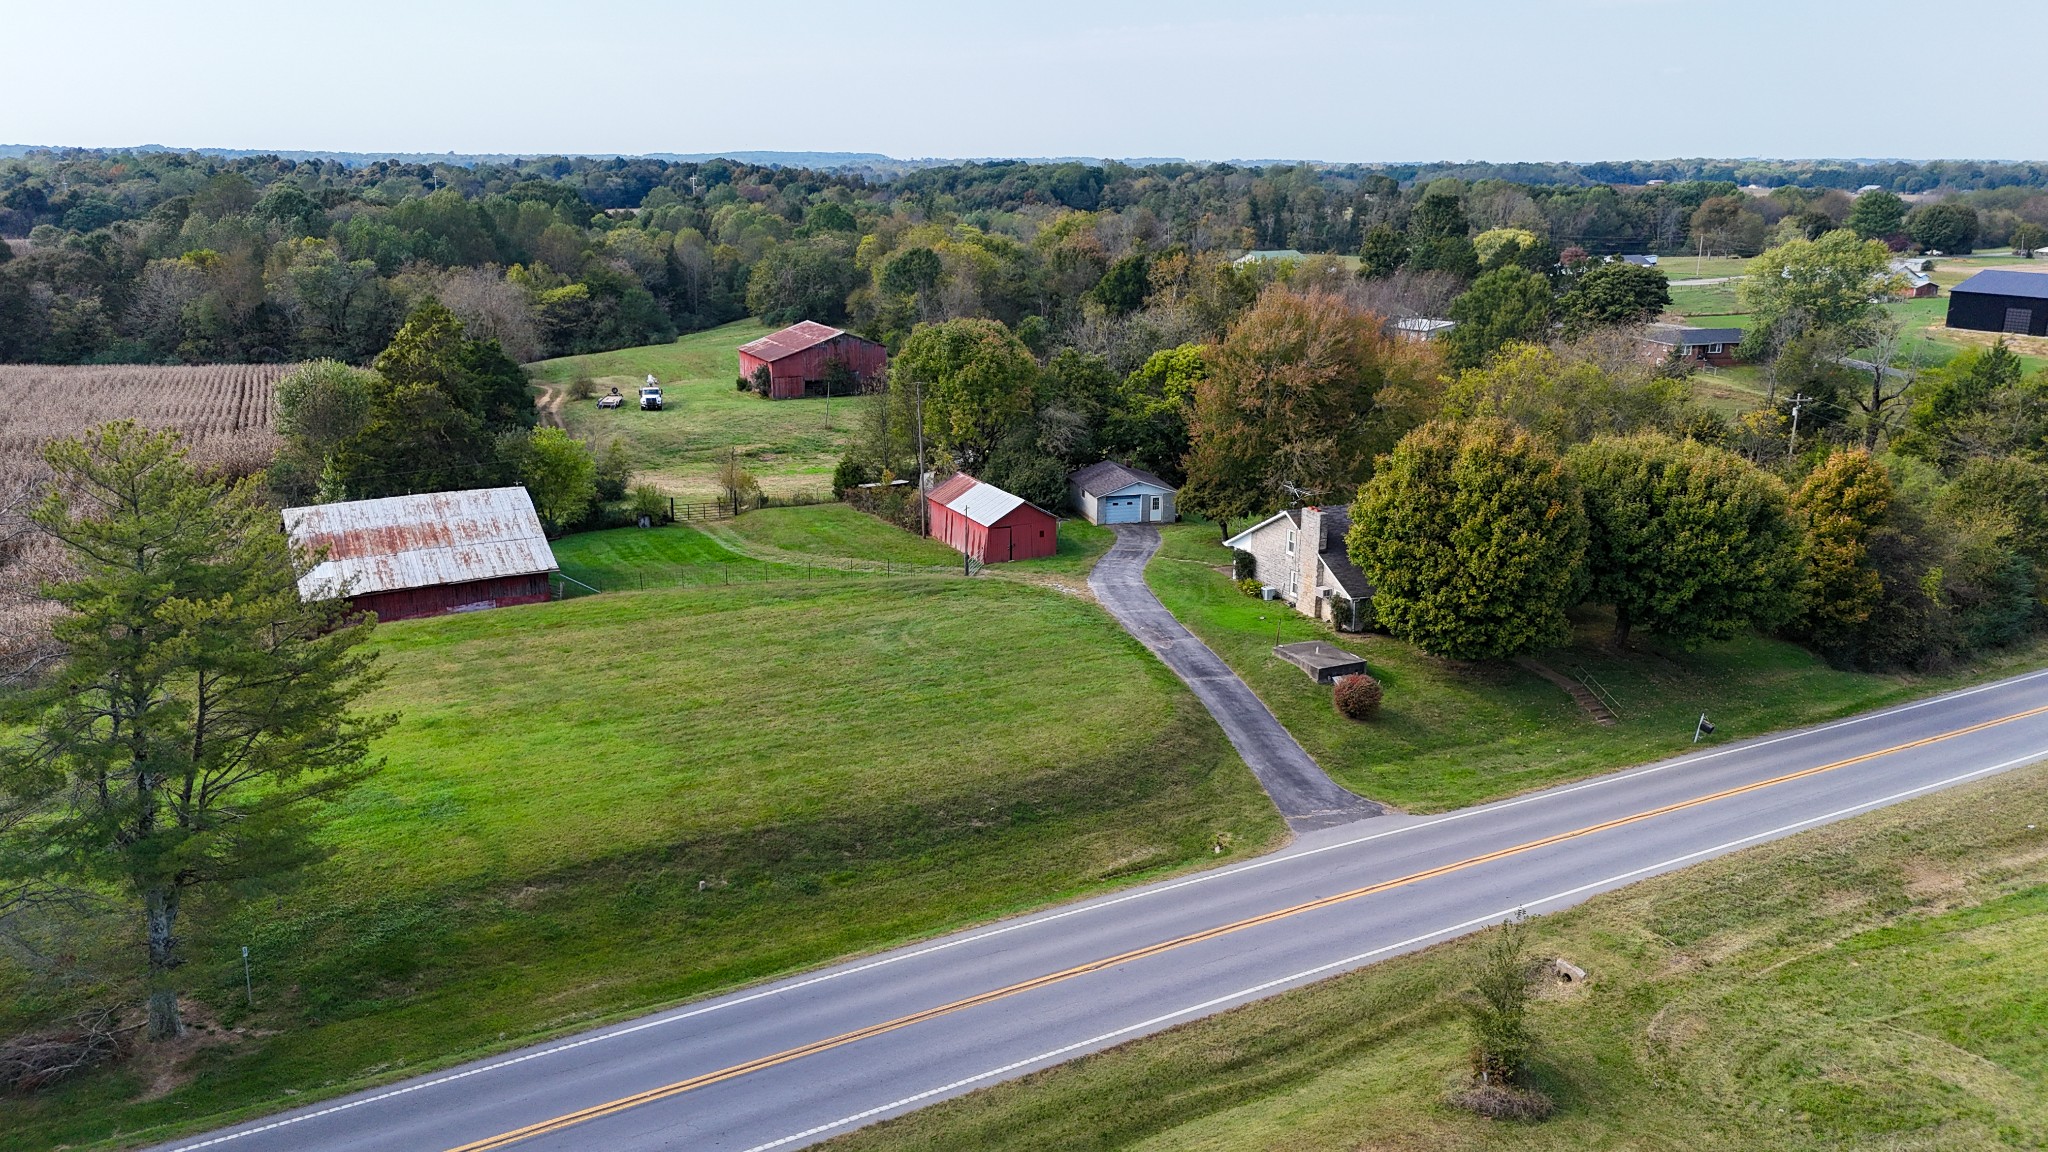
[0,362,289,486]
[0,363,289,679]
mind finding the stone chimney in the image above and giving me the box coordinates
[1296,506,1323,606]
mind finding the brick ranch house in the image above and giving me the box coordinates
[1638,324,1745,368]
[1222,505,1373,631]
[282,487,559,622]
[736,321,888,400]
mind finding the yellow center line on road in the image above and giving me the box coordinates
[446,700,2048,1151]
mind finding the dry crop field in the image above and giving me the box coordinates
[0,363,288,676]
[0,363,288,486]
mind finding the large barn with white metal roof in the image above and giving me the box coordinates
[282,487,559,622]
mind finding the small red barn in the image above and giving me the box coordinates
[737,321,888,400]
[282,487,559,622]
[925,473,1059,564]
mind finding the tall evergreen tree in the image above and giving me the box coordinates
[1,424,389,1040]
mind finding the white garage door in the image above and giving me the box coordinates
[1102,496,1143,524]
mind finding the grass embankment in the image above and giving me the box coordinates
[703,504,962,568]
[1150,522,2048,813]
[527,320,865,500]
[830,760,2048,1152]
[1,578,1282,1151]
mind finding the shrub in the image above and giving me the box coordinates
[628,484,667,523]
[569,377,596,400]
[1231,547,1257,580]
[832,456,875,499]
[1235,577,1265,597]
[748,365,772,397]
[1332,673,1383,720]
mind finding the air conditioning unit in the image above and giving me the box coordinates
[1260,586,1280,601]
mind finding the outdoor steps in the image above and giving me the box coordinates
[1515,657,1618,726]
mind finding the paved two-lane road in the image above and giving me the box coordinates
[148,659,2048,1152]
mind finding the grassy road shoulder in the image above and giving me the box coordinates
[828,759,2048,1152]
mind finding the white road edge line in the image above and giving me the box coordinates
[154,676,2048,1152]
[738,746,2048,1152]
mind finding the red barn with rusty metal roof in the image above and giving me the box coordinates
[282,487,558,622]
[736,321,888,400]
[925,473,1059,564]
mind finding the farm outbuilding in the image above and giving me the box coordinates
[1945,270,2048,336]
[282,487,559,622]
[1068,460,1177,525]
[736,321,888,400]
[924,473,1059,564]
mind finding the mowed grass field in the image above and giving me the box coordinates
[1148,523,2048,813]
[527,320,864,500]
[1,577,1283,1151]
[829,760,2048,1152]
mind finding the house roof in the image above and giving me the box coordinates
[1952,269,2048,300]
[1069,459,1174,497]
[1232,249,1305,265]
[282,487,557,602]
[1312,507,1373,600]
[1644,324,1745,347]
[738,320,858,362]
[1394,317,1456,332]
[926,473,1050,527]
[1618,254,1659,266]
[1220,509,1300,549]
[926,472,978,505]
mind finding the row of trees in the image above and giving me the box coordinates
[12,150,2046,370]
[269,301,631,533]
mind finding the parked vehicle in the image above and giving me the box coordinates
[639,385,664,410]
[599,386,623,409]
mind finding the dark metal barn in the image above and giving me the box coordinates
[1945,269,2048,337]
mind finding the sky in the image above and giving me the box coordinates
[7,0,2044,163]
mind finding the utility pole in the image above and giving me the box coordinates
[912,379,928,538]
[1784,392,1815,460]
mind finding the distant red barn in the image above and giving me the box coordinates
[736,321,888,400]
[925,473,1059,564]
[282,487,559,623]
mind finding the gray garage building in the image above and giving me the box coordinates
[1945,269,2048,336]
[1068,460,1178,525]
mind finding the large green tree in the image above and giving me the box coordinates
[1348,418,1589,660]
[1181,289,1434,526]
[1896,341,2042,469]
[1558,260,1670,329]
[1,424,388,1041]
[335,300,534,498]
[1788,449,1893,653]
[895,318,1039,473]
[1570,435,1800,645]
[1908,202,1979,253]
[1444,267,1553,369]
[517,427,599,533]
[1845,189,1907,240]
[1441,342,1694,447]
[1737,230,1898,353]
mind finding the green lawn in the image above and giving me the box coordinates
[702,504,961,568]
[0,578,1282,1151]
[830,760,2048,1152]
[527,321,867,500]
[1146,523,2048,813]
[1657,254,1752,280]
[1666,280,1745,318]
